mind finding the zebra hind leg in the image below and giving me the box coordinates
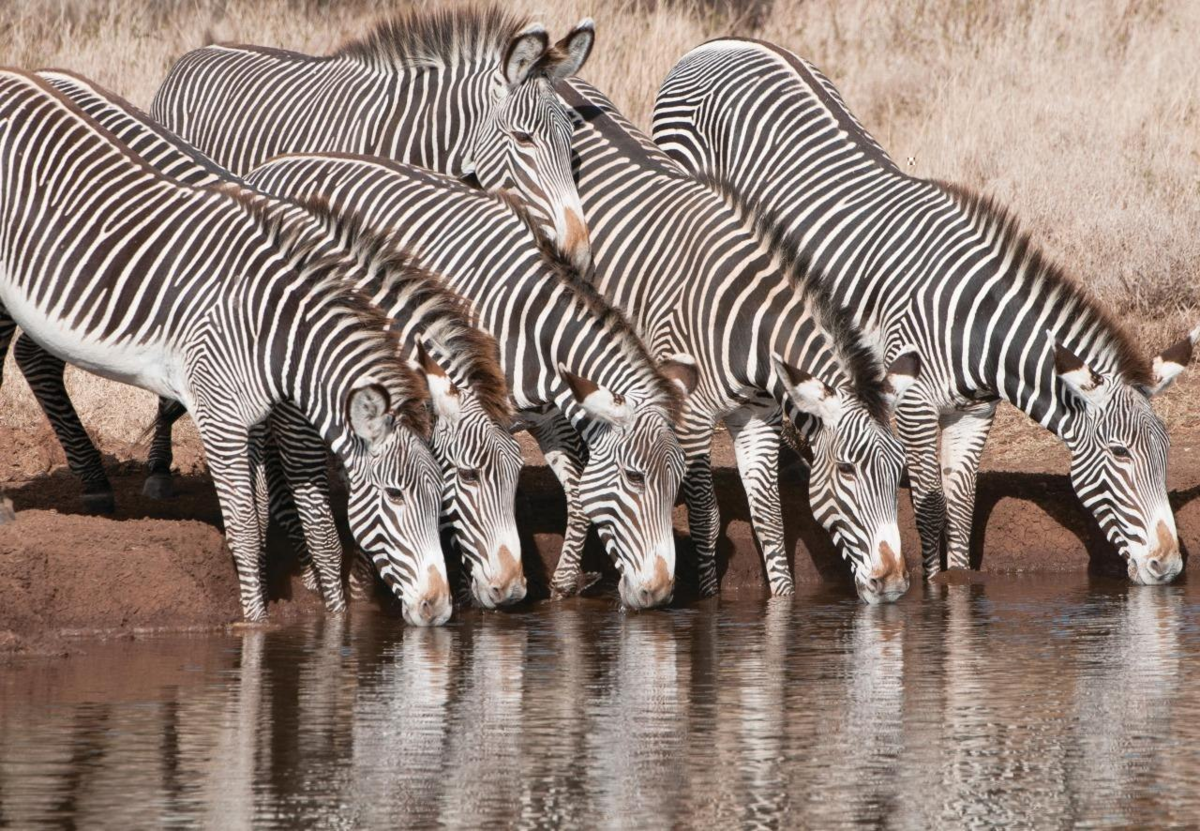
[527,412,600,597]
[896,392,948,578]
[939,401,998,571]
[13,333,115,514]
[144,396,186,499]
[0,311,17,523]
[726,407,794,596]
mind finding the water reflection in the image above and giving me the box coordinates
[3,577,1200,828]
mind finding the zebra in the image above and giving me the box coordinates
[552,78,920,602]
[151,6,595,270]
[650,38,1195,584]
[240,153,696,609]
[34,69,527,610]
[0,69,449,625]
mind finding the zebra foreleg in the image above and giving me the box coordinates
[896,391,947,578]
[0,311,17,523]
[680,419,721,597]
[12,333,115,514]
[269,405,348,613]
[938,401,998,571]
[726,407,794,596]
[527,412,598,597]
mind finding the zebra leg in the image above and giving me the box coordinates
[0,311,17,523]
[725,406,794,596]
[268,405,348,613]
[527,411,599,597]
[12,333,115,514]
[680,418,721,597]
[896,391,948,577]
[193,414,269,622]
[260,438,321,592]
[144,397,185,499]
[939,401,998,571]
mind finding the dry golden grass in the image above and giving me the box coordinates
[2,0,1198,456]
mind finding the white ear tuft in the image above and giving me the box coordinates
[347,384,394,450]
[659,353,699,396]
[559,364,631,426]
[1052,334,1110,410]
[772,354,841,423]
[539,18,595,83]
[502,24,549,87]
[416,341,461,423]
[1147,327,1197,396]
[883,346,921,413]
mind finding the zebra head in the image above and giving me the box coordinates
[775,352,921,604]
[1053,334,1194,585]
[467,20,595,271]
[417,345,526,610]
[343,384,451,626]
[562,359,695,610]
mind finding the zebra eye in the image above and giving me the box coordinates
[384,487,406,504]
[512,130,535,146]
[625,468,645,487]
[459,467,480,484]
[836,461,856,478]
[1110,444,1132,460]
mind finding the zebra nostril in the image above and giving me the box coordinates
[639,587,652,606]
[488,584,505,603]
[868,577,884,595]
[420,598,433,620]
[1147,557,1165,577]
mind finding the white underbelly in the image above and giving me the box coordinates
[0,280,187,401]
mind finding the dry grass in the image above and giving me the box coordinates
[2,0,1198,456]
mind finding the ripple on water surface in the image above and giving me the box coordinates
[1,574,1197,829]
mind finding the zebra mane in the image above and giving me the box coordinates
[490,190,684,418]
[334,5,527,70]
[208,183,431,435]
[290,193,513,424]
[935,182,1154,387]
[693,172,891,422]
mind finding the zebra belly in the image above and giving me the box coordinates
[0,278,187,401]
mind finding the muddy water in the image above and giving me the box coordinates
[2,575,1198,829]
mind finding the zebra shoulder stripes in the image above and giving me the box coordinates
[559,78,921,602]
[0,70,448,624]
[151,5,596,269]
[651,38,1195,584]
[242,153,694,609]
[32,68,527,609]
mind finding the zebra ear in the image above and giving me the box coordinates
[503,24,550,87]
[347,384,395,450]
[773,354,841,423]
[559,364,631,426]
[1147,327,1198,396]
[538,19,595,82]
[1053,339,1110,410]
[416,341,461,423]
[882,348,921,413]
[659,353,699,396]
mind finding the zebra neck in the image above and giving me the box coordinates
[376,69,485,178]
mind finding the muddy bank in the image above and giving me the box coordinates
[2,430,1198,650]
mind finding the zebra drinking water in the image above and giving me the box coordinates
[651,39,1194,583]
[553,79,920,602]
[151,6,596,270]
[34,69,527,610]
[0,70,449,624]
[241,153,694,609]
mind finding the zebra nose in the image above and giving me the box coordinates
[868,576,885,595]
[1147,557,1167,577]
[419,598,434,621]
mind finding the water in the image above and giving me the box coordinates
[2,575,1198,829]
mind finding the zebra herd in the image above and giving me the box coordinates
[0,8,1191,626]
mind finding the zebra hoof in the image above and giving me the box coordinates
[0,497,16,525]
[81,491,116,515]
[142,473,175,500]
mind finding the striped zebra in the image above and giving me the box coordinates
[650,39,1195,583]
[35,70,527,610]
[151,6,595,269]
[557,79,921,602]
[0,70,449,625]
[241,153,695,609]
